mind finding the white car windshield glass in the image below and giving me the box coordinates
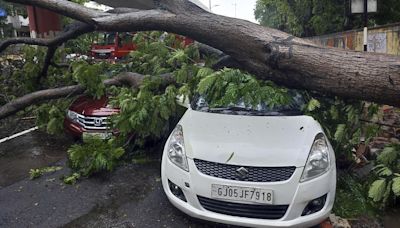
[191,92,305,116]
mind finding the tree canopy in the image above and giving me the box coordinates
[255,0,400,37]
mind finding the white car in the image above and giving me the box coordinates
[161,94,336,228]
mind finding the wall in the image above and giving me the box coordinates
[308,23,400,55]
[26,6,61,38]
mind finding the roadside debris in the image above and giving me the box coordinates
[29,166,63,180]
[353,106,400,175]
[329,214,351,228]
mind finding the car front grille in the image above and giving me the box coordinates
[76,114,109,130]
[198,196,288,219]
[194,159,295,182]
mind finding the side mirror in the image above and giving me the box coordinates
[176,95,190,109]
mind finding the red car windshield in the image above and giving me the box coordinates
[99,33,116,46]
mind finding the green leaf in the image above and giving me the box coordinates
[392,177,400,196]
[196,67,214,78]
[368,179,387,202]
[63,173,81,185]
[383,180,393,205]
[378,146,398,166]
[376,166,393,177]
[29,169,42,180]
[307,98,320,111]
[334,124,346,142]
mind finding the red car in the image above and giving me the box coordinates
[64,96,119,139]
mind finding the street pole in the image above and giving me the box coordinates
[235,0,237,17]
[233,0,237,18]
[363,0,368,51]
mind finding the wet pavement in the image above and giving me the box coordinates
[0,130,230,228]
[0,131,71,187]
[1,128,398,228]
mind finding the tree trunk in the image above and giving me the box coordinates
[4,0,400,106]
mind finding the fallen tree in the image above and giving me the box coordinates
[1,0,400,115]
[0,72,176,119]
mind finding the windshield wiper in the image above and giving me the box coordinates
[275,108,303,115]
[209,107,255,112]
[201,107,302,116]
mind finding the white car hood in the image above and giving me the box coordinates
[179,110,324,167]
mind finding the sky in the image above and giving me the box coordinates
[198,0,258,23]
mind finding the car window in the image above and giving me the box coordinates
[191,91,305,116]
[99,33,116,45]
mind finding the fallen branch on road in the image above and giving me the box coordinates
[0,72,174,120]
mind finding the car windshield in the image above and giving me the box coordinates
[191,92,305,116]
[99,33,116,45]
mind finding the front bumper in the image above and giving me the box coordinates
[64,118,85,138]
[161,154,336,228]
[63,118,117,138]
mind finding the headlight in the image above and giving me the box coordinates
[67,110,78,122]
[167,125,189,171]
[300,133,330,182]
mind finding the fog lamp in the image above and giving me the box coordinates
[168,180,187,202]
[301,194,327,216]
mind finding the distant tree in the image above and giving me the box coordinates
[373,0,400,25]
[255,0,400,37]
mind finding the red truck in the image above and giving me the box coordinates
[90,32,194,60]
[90,32,137,59]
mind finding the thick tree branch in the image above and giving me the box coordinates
[213,56,243,70]
[0,22,94,85]
[4,0,400,107]
[0,72,174,119]
[197,43,224,57]
[0,22,93,52]
[38,46,57,84]
[0,37,50,52]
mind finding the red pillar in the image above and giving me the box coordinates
[27,6,61,38]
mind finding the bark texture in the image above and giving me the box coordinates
[3,0,400,107]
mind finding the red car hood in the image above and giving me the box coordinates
[69,96,119,116]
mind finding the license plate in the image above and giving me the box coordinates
[83,132,111,140]
[211,184,273,204]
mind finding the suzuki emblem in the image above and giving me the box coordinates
[236,167,249,180]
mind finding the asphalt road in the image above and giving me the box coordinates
[0,131,231,228]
